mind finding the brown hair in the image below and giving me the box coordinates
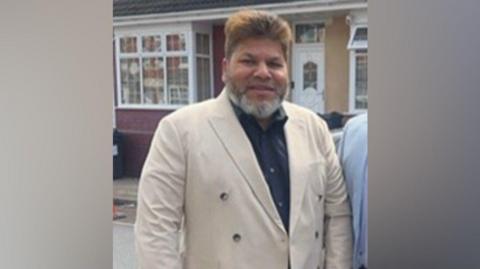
[224,9,292,60]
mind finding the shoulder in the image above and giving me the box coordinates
[283,102,327,125]
[345,113,367,128]
[343,113,367,137]
[150,99,220,150]
[283,101,334,154]
[283,101,330,133]
[340,113,368,156]
[151,98,219,142]
[161,98,217,125]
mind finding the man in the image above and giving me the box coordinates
[135,9,352,269]
[338,113,368,269]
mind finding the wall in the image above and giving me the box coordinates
[116,109,172,177]
[213,24,226,97]
[325,15,350,113]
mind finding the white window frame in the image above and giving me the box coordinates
[347,25,368,50]
[348,24,368,113]
[193,32,214,102]
[349,49,368,113]
[115,30,194,110]
[292,21,326,46]
[165,31,193,106]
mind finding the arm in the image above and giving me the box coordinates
[336,114,369,269]
[337,123,354,205]
[134,117,186,269]
[320,120,353,269]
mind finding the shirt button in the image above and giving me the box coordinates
[220,192,229,201]
[269,167,275,173]
[278,202,283,207]
[232,233,242,242]
[317,195,323,202]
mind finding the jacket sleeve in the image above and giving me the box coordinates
[319,119,353,269]
[134,117,186,269]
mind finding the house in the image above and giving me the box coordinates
[113,0,368,177]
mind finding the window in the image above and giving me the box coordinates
[195,33,212,101]
[167,34,186,51]
[348,25,368,112]
[348,26,368,50]
[166,56,189,105]
[303,62,318,90]
[120,36,137,53]
[142,35,161,52]
[120,58,141,104]
[117,33,191,107]
[142,57,164,104]
[295,23,325,44]
[354,50,368,109]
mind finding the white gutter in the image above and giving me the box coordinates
[113,0,367,27]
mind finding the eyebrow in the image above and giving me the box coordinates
[241,53,283,62]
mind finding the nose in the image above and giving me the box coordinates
[253,62,272,80]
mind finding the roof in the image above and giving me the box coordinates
[113,0,318,17]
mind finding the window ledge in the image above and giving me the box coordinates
[116,104,186,110]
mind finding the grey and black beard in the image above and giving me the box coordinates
[226,82,287,119]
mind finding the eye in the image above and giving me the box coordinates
[268,61,284,69]
[239,58,255,65]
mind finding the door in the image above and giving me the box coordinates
[292,46,325,113]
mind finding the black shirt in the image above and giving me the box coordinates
[231,102,291,232]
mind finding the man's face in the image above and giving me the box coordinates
[222,38,289,119]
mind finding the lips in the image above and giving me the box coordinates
[247,85,275,92]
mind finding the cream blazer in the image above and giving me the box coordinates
[135,90,352,269]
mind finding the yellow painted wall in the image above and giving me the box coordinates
[325,15,350,112]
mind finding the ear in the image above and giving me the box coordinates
[221,58,229,83]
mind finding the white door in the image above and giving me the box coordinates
[291,46,325,113]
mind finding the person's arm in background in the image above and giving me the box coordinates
[337,114,368,269]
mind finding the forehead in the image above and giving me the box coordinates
[232,38,285,60]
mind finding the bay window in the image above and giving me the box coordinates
[116,30,211,108]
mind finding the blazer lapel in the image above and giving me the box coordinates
[284,107,309,234]
[208,90,285,232]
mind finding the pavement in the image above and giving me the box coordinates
[113,177,139,269]
[113,177,138,225]
[114,223,136,269]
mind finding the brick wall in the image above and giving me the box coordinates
[115,109,173,177]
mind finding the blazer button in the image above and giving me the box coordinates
[220,192,229,201]
[317,195,323,201]
[232,233,242,242]
[315,230,319,239]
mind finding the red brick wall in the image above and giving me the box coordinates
[115,109,173,177]
[213,25,225,97]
